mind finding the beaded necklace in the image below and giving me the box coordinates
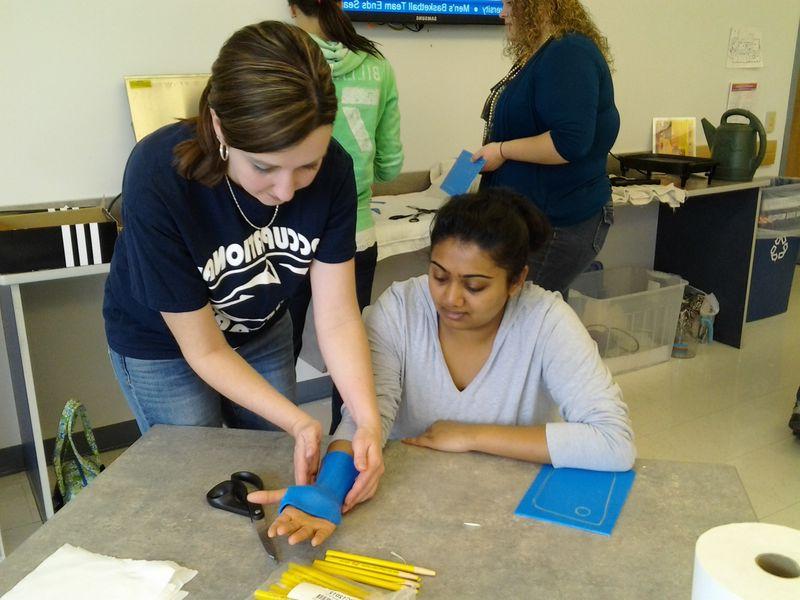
[481,60,525,145]
[481,38,554,144]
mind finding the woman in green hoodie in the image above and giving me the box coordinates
[288,0,404,432]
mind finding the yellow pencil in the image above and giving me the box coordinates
[323,555,422,581]
[326,550,436,577]
[314,560,420,589]
[287,563,368,599]
[314,561,411,592]
[268,584,289,596]
[253,591,287,600]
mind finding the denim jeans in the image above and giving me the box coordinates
[528,202,614,299]
[287,244,378,434]
[109,311,296,433]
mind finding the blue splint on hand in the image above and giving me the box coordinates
[279,451,359,524]
[440,150,486,197]
[514,465,636,536]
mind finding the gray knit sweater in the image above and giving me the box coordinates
[333,276,636,471]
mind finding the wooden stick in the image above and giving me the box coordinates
[323,555,422,581]
[314,562,411,592]
[314,560,420,589]
[326,549,436,577]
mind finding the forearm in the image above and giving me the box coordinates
[185,346,307,433]
[317,315,380,429]
[502,132,567,165]
[468,424,552,463]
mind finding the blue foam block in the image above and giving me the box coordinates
[440,150,486,197]
[514,465,635,536]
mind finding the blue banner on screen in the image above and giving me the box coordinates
[343,1,504,25]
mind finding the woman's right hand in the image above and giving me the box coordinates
[472,142,506,172]
[290,416,322,485]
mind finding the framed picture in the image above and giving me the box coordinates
[652,117,697,156]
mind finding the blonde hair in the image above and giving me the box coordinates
[506,0,612,67]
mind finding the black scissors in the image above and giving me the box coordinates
[389,205,439,223]
[206,471,279,563]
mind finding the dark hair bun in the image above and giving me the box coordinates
[431,188,551,281]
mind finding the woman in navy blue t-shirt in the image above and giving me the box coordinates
[103,22,384,529]
[474,0,620,298]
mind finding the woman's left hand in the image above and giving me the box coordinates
[343,425,384,513]
[472,142,506,173]
[402,420,474,453]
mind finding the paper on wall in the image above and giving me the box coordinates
[726,27,763,68]
[726,82,759,112]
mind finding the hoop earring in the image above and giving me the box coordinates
[219,143,229,162]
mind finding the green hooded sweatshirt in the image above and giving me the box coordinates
[311,34,404,250]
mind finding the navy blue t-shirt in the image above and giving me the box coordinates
[104,122,356,359]
[482,34,620,227]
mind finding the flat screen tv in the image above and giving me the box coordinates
[343,1,503,25]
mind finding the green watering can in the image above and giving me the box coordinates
[701,109,766,181]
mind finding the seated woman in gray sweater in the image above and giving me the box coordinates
[250,187,635,546]
[333,187,635,472]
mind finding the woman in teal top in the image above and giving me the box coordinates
[288,0,404,432]
[475,0,619,299]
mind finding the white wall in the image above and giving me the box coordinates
[2,1,798,209]
[1,1,799,448]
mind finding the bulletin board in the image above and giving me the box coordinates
[124,74,209,142]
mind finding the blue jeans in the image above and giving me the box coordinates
[109,311,297,433]
[528,202,614,299]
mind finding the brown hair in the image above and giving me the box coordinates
[289,0,382,58]
[173,21,338,187]
[506,0,612,67]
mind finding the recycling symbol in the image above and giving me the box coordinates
[770,236,789,262]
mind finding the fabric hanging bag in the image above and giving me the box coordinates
[52,399,104,511]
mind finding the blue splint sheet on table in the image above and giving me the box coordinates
[439,150,486,196]
[514,465,635,536]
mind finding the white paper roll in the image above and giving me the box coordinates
[692,522,800,599]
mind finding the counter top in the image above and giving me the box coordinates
[0,426,756,599]
[662,175,771,198]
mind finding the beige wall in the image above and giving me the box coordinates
[3,1,799,209]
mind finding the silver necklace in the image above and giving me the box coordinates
[225,175,278,230]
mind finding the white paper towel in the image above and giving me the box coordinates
[692,522,800,600]
[0,543,197,600]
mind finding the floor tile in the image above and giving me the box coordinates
[1,522,42,555]
[730,436,800,518]
[761,501,800,529]
[0,472,27,493]
[631,385,797,463]
[0,479,39,531]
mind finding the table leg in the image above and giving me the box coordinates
[654,187,759,348]
[0,285,54,521]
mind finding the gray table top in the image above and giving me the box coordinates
[0,426,756,599]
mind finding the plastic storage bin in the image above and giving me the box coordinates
[746,177,800,322]
[568,267,688,374]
